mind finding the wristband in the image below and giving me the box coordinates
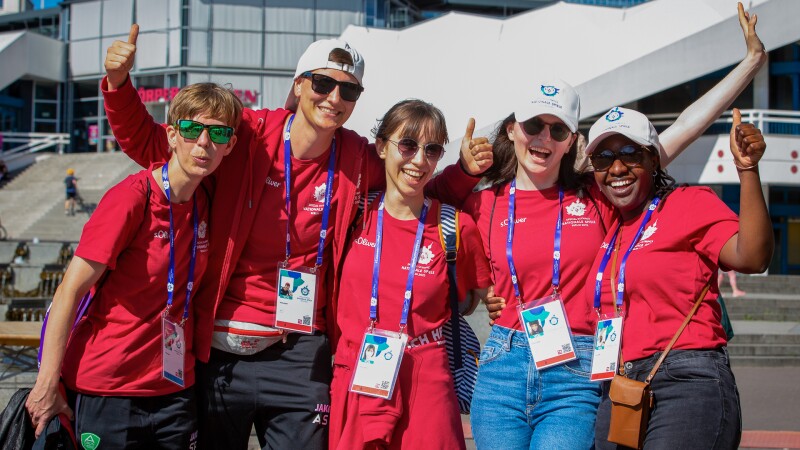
[733,160,758,171]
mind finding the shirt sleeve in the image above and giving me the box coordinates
[455,211,492,300]
[101,76,170,168]
[74,174,149,270]
[680,187,739,266]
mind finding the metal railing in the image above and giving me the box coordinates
[1,132,70,157]
[648,109,800,137]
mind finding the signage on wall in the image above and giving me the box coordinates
[138,87,259,105]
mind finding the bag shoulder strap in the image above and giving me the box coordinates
[438,203,459,263]
[644,282,712,384]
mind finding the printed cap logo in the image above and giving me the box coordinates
[81,433,101,450]
[605,107,623,122]
[541,85,560,97]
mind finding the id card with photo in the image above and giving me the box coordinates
[349,329,408,400]
[274,263,317,334]
[162,317,185,387]
[517,294,576,369]
[590,315,623,381]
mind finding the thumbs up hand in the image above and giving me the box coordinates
[729,108,766,170]
[459,118,493,176]
[105,24,139,90]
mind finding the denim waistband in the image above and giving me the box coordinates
[622,347,729,375]
[489,325,593,350]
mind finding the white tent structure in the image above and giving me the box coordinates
[339,0,800,176]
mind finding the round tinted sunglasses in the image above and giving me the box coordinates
[300,72,364,102]
[388,138,446,162]
[175,119,234,145]
[520,117,572,142]
[589,145,652,172]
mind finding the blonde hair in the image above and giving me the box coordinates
[167,83,244,129]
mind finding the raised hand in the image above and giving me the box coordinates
[459,118,493,176]
[730,108,766,170]
[737,2,765,61]
[105,24,139,90]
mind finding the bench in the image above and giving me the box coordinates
[0,321,41,379]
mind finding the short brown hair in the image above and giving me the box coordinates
[328,48,354,67]
[168,83,243,129]
[372,99,448,145]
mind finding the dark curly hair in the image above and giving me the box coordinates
[481,113,590,195]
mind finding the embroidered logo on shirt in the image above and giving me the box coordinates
[154,230,169,240]
[314,183,327,202]
[265,177,281,188]
[198,221,207,239]
[81,433,101,450]
[633,219,658,250]
[354,237,376,248]
[418,243,434,265]
[565,200,586,217]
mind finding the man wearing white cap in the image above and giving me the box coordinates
[101,25,491,450]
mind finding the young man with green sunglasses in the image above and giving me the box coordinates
[101,24,492,450]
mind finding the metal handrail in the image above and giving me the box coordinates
[648,109,800,134]
[1,132,70,156]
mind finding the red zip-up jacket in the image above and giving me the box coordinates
[101,77,479,360]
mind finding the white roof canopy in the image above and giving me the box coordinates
[339,0,800,165]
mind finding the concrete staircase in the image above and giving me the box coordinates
[0,153,140,241]
[723,275,800,367]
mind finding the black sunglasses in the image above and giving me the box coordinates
[175,119,234,145]
[388,138,446,162]
[520,117,572,142]
[300,72,364,102]
[590,145,652,172]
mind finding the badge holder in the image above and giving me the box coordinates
[274,262,318,334]
[590,312,624,381]
[517,292,576,369]
[349,328,409,400]
[162,314,186,387]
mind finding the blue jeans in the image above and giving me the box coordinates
[470,326,602,450]
[595,348,741,450]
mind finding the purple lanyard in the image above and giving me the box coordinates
[506,179,563,301]
[369,194,430,330]
[593,197,660,313]
[161,163,198,324]
[283,114,336,267]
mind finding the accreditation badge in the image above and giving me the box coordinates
[274,262,317,334]
[162,316,185,387]
[590,314,623,381]
[517,293,576,369]
[349,329,408,400]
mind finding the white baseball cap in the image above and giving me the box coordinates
[284,39,365,110]
[513,78,580,133]
[585,107,663,155]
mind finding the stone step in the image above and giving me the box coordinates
[722,274,800,295]
[724,295,800,321]
[730,356,800,367]
[727,344,800,357]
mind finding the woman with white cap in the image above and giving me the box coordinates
[585,106,771,448]
[466,4,766,448]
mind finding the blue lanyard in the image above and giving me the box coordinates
[283,114,337,267]
[593,197,660,312]
[505,179,563,302]
[161,164,198,324]
[369,194,430,330]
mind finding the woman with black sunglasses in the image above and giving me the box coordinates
[466,4,766,449]
[586,107,771,448]
[329,99,492,449]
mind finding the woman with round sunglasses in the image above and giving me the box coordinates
[466,5,765,448]
[329,99,492,450]
[585,107,771,449]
